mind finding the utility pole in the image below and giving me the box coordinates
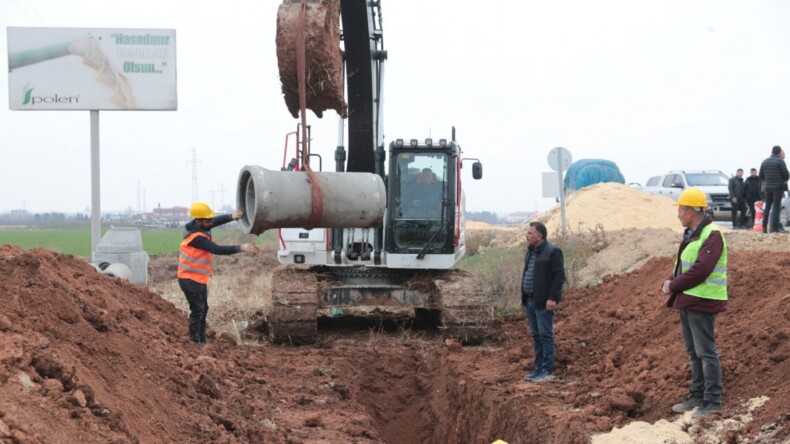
[187,148,200,203]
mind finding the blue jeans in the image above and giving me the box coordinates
[679,310,722,405]
[524,298,555,374]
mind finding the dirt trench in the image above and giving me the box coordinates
[1,244,788,443]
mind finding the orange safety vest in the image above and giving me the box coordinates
[177,231,213,284]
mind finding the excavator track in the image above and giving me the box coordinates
[268,267,495,345]
[269,266,321,344]
[433,269,496,344]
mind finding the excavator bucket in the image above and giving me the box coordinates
[276,0,346,119]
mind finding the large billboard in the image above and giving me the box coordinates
[7,27,177,110]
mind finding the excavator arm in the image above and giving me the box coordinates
[338,0,386,174]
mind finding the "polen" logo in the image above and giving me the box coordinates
[22,86,79,105]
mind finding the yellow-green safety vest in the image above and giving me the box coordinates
[674,223,728,300]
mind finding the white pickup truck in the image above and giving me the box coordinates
[641,170,732,221]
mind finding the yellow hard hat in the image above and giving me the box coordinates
[674,188,708,209]
[189,202,215,219]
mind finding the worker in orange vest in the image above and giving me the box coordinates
[178,202,259,344]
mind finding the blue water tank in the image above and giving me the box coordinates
[564,159,625,191]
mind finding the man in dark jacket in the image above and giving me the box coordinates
[727,169,747,229]
[743,168,762,227]
[758,145,790,233]
[520,221,566,382]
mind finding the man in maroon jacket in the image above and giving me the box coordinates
[662,188,728,417]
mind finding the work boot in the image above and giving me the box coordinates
[529,371,554,382]
[188,322,199,343]
[693,402,722,417]
[671,394,703,413]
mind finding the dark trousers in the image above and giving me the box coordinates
[730,198,747,228]
[679,310,722,405]
[524,298,556,374]
[179,278,209,343]
[763,190,784,230]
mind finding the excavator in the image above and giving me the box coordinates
[236,0,491,344]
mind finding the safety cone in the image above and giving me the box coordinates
[752,201,764,233]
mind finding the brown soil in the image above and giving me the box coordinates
[276,0,346,119]
[2,238,789,443]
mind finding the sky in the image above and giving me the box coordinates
[2,0,790,215]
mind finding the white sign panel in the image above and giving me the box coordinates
[8,27,177,110]
[542,172,560,198]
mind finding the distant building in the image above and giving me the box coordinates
[129,205,190,227]
[501,211,537,225]
[152,205,189,220]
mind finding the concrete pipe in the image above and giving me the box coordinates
[237,165,386,235]
[101,263,133,281]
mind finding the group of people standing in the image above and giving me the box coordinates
[729,145,790,233]
[520,149,788,417]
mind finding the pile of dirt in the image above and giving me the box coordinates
[538,183,681,234]
[276,0,345,118]
[0,246,284,442]
[552,252,790,443]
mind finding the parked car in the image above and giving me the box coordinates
[641,170,732,221]
[760,195,789,228]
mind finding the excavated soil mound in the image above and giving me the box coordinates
[1,244,788,443]
[0,246,284,443]
[549,252,790,442]
[539,183,681,234]
[276,0,345,118]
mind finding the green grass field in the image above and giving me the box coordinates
[0,227,262,258]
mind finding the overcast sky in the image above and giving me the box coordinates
[2,0,789,215]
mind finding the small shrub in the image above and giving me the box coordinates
[465,230,497,256]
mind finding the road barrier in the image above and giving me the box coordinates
[753,201,764,233]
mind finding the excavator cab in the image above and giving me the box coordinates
[387,141,455,257]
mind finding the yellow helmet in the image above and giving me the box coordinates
[189,202,215,219]
[674,188,708,209]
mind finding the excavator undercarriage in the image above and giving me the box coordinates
[268,266,495,345]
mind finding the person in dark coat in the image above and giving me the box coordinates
[727,169,747,229]
[743,168,762,227]
[758,145,790,233]
[520,221,566,382]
